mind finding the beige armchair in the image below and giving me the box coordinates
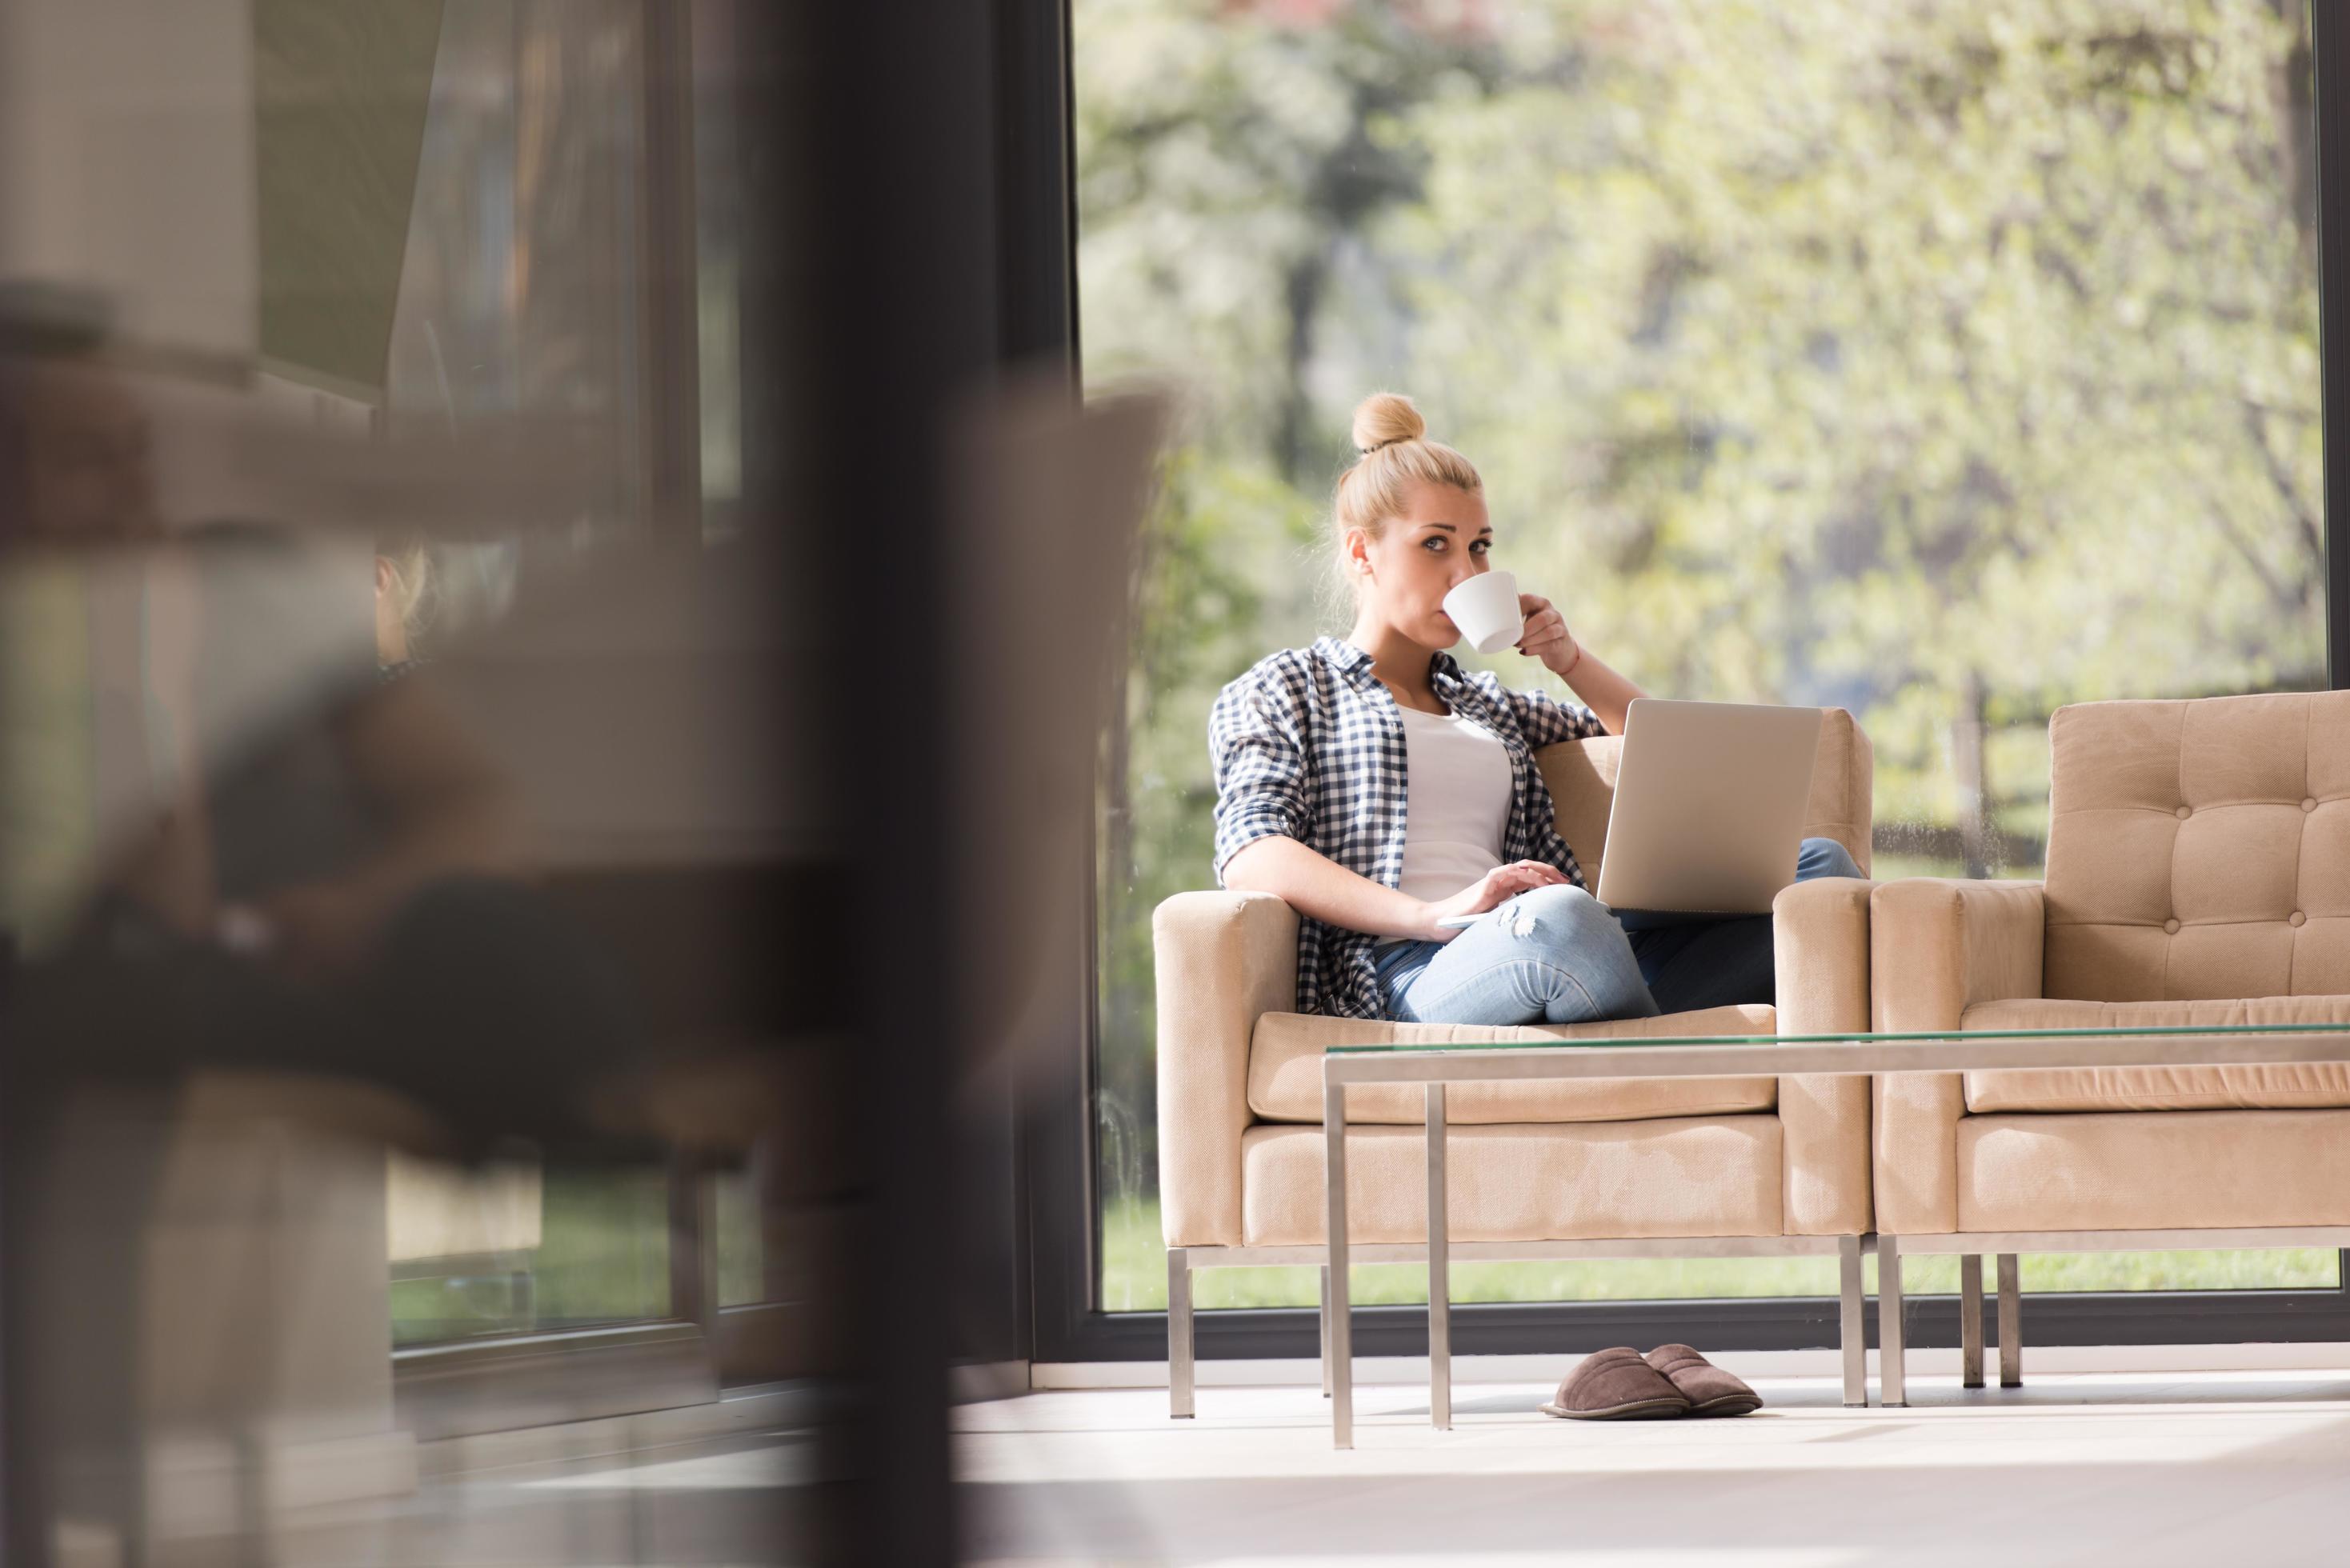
[1869,690,2350,1404]
[1155,708,1877,1415]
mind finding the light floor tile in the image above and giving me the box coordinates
[959,1372,2350,1566]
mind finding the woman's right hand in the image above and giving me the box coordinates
[1417,861,1571,942]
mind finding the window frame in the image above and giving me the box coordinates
[1031,0,2350,1366]
[385,0,744,1426]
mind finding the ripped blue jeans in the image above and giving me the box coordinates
[1371,837,1864,1026]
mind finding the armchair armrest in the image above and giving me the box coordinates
[1772,876,1876,1235]
[1868,878,2047,1233]
[1153,890,1299,1249]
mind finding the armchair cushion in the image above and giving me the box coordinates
[1959,994,2350,1113]
[1246,1006,1778,1125]
[1240,1117,1784,1246]
[1960,1108,2350,1231]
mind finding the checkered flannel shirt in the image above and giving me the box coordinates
[1207,634,1607,1019]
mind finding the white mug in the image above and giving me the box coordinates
[1441,570,1523,656]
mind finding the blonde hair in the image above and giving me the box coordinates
[1326,392,1483,616]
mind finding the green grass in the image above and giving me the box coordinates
[713,1166,765,1306]
[1102,1194,2337,1312]
[391,1177,2340,1345]
[391,1166,768,1346]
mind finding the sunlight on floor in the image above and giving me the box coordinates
[959,1373,2350,1566]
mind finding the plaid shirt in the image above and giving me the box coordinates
[1208,634,1607,1019]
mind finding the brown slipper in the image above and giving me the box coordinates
[1538,1346,1692,1421]
[1642,1344,1762,1417]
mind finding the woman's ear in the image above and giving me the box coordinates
[374,555,394,599]
[1343,528,1372,580]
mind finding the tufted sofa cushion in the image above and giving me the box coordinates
[2043,691,2350,1002]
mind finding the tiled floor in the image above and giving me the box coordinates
[122,1369,2350,1564]
[958,1371,2350,1566]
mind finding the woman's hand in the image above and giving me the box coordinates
[1513,593,1579,678]
[1417,861,1570,942]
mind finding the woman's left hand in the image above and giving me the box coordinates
[1514,593,1579,678]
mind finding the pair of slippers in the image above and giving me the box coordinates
[1539,1344,1761,1420]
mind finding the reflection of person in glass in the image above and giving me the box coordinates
[196,525,538,991]
[375,533,432,671]
[0,304,634,1146]
[0,294,642,1566]
[1209,391,1864,1028]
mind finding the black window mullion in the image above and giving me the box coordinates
[2317,0,2350,693]
[2312,0,2350,1335]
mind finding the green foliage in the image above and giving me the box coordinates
[1078,0,2325,1284]
[1391,0,2321,724]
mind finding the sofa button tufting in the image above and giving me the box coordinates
[2163,918,2181,934]
[2291,911,2307,927]
[2304,798,2319,813]
[2175,804,2192,819]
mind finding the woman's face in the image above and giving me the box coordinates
[1350,479,1494,650]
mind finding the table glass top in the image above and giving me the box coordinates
[1325,1022,2350,1054]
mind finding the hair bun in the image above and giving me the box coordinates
[1351,392,1426,455]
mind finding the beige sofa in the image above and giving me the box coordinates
[1155,708,1879,1415]
[1869,690,2350,1405]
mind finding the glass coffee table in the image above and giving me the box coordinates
[1318,1022,2350,1448]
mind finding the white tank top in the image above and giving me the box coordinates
[1375,702,1513,947]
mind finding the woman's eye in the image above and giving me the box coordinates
[1423,538,1445,551]
[1471,540,1491,554]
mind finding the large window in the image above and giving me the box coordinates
[257,0,770,1370]
[1080,0,2327,1314]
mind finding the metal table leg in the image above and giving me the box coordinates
[1878,1234,1908,1408]
[1167,1248,1194,1418]
[1319,1264,1333,1398]
[1960,1254,1985,1389]
[1838,1235,1867,1407]
[1324,1078,1352,1449]
[1426,1082,1450,1431]
[1997,1254,2023,1388]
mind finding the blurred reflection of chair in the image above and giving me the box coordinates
[77,1075,448,1556]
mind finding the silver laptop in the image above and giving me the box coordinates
[1591,698,1824,915]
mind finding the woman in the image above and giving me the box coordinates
[1211,392,1861,1026]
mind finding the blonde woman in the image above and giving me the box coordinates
[1210,393,1860,1025]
